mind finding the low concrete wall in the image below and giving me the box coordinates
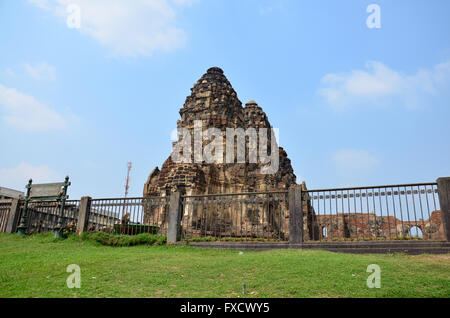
[187,240,450,255]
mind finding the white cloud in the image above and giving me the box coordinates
[29,0,196,57]
[4,68,17,78]
[259,6,273,15]
[28,0,52,10]
[23,62,56,81]
[0,163,60,190]
[333,149,379,185]
[0,84,67,132]
[318,60,450,110]
[172,0,197,6]
[333,149,379,172]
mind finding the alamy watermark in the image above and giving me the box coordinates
[66,4,81,29]
[66,264,81,289]
[366,4,381,29]
[366,264,381,288]
[170,120,280,174]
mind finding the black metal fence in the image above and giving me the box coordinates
[88,197,169,235]
[18,200,80,234]
[306,183,442,241]
[0,200,12,233]
[181,191,289,240]
[2,180,447,243]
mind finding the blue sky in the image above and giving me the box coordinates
[0,0,449,199]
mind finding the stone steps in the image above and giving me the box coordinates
[187,241,450,254]
[303,241,450,248]
[303,247,450,255]
[187,241,290,251]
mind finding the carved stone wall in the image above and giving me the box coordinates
[143,67,312,238]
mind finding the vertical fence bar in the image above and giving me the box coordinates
[410,186,419,238]
[417,186,426,239]
[384,188,391,240]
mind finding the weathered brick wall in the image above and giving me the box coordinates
[315,210,443,240]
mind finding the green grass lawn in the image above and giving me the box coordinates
[0,233,449,298]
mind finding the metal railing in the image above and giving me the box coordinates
[88,197,169,235]
[14,200,80,234]
[3,180,445,243]
[0,200,12,233]
[306,183,442,241]
[181,191,289,240]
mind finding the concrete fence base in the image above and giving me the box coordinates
[186,240,450,255]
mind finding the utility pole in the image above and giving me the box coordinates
[125,162,132,198]
[122,162,132,217]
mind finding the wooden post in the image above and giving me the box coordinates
[76,196,92,236]
[289,184,303,245]
[167,190,182,243]
[5,199,21,234]
[437,177,450,242]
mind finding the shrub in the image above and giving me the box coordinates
[184,236,280,243]
[81,232,166,247]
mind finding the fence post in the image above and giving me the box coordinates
[167,190,182,243]
[5,199,21,234]
[437,177,450,242]
[76,196,92,236]
[289,184,303,245]
[17,179,32,235]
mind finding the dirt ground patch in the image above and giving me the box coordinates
[408,254,450,265]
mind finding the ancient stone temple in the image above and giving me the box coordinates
[143,67,315,238]
[144,67,297,197]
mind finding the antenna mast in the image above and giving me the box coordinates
[125,161,132,198]
[122,162,132,218]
